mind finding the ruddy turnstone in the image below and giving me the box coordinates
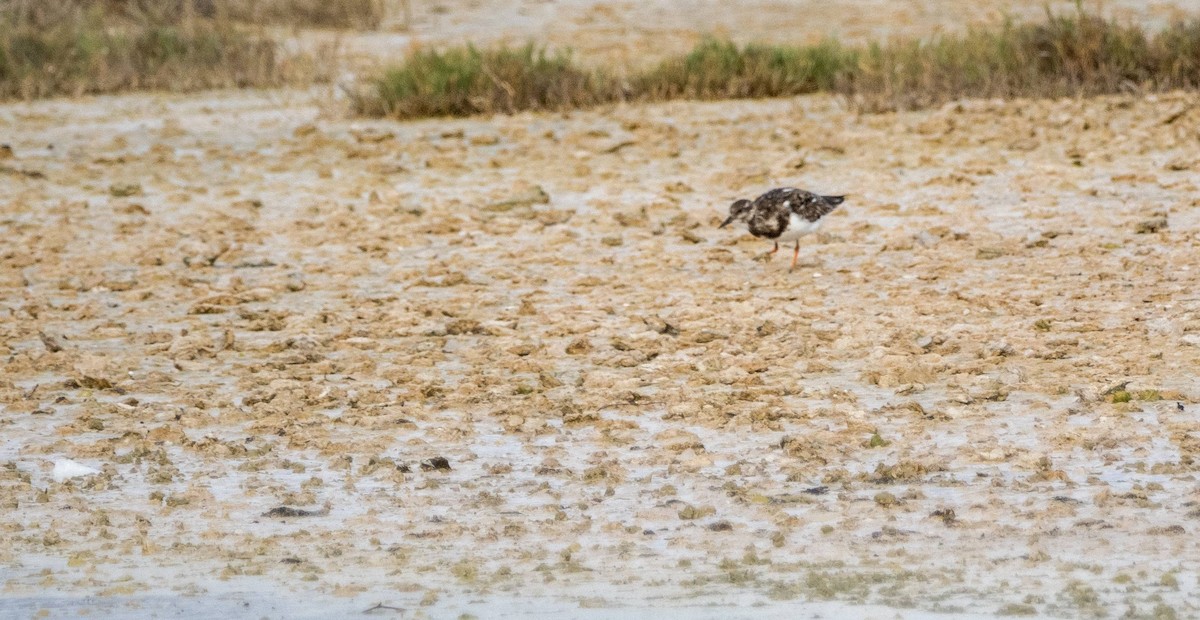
[719,187,845,270]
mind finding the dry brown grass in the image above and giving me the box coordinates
[0,0,332,99]
[354,8,1200,119]
[214,0,384,30]
[351,45,622,118]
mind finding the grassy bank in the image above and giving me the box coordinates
[0,0,336,99]
[355,9,1200,118]
[215,0,384,30]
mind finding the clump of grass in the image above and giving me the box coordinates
[630,37,855,100]
[215,0,385,30]
[852,11,1200,110]
[352,44,620,118]
[0,0,322,99]
[355,7,1200,119]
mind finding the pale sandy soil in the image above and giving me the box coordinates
[4,2,1200,619]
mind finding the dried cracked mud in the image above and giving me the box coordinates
[4,3,1200,619]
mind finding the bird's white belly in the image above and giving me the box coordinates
[776,213,821,242]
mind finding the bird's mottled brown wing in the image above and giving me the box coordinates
[782,189,841,222]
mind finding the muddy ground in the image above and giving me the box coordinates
[4,2,1200,619]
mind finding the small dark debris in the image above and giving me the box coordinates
[1101,381,1131,396]
[362,602,405,615]
[420,457,451,471]
[38,331,64,352]
[1135,216,1168,234]
[1178,402,1185,412]
[642,529,655,536]
[263,506,323,518]
[601,140,636,154]
[397,463,412,473]
[930,508,957,526]
[803,486,829,495]
[1162,105,1193,124]
[644,316,679,336]
[706,520,733,532]
[280,557,303,564]
[234,259,277,269]
[0,164,45,179]
[77,375,114,390]
[1052,496,1083,504]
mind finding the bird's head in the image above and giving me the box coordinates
[719,199,753,229]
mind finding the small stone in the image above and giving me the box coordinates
[109,183,143,197]
[420,457,451,471]
[677,504,715,520]
[263,505,328,518]
[445,319,485,335]
[286,274,306,292]
[1164,157,1196,171]
[930,508,957,526]
[38,332,64,352]
[351,128,394,143]
[101,272,137,291]
[507,344,536,356]
[487,185,549,212]
[74,356,115,390]
[565,338,592,355]
[874,492,899,507]
[644,316,679,336]
[1135,216,1168,234]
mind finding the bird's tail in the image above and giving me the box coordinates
[823,195,845,206]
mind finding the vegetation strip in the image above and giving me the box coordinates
[354,9,1200,118]
[3,4,1198,109]
[0,0,365,99]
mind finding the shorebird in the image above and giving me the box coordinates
[719,187,845,271]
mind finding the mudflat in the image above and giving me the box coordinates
[2,2,1200,618]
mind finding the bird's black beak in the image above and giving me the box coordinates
[719,215,735,229]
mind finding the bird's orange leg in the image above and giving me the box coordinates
[790,241,800,271]
[767,241,779,257]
